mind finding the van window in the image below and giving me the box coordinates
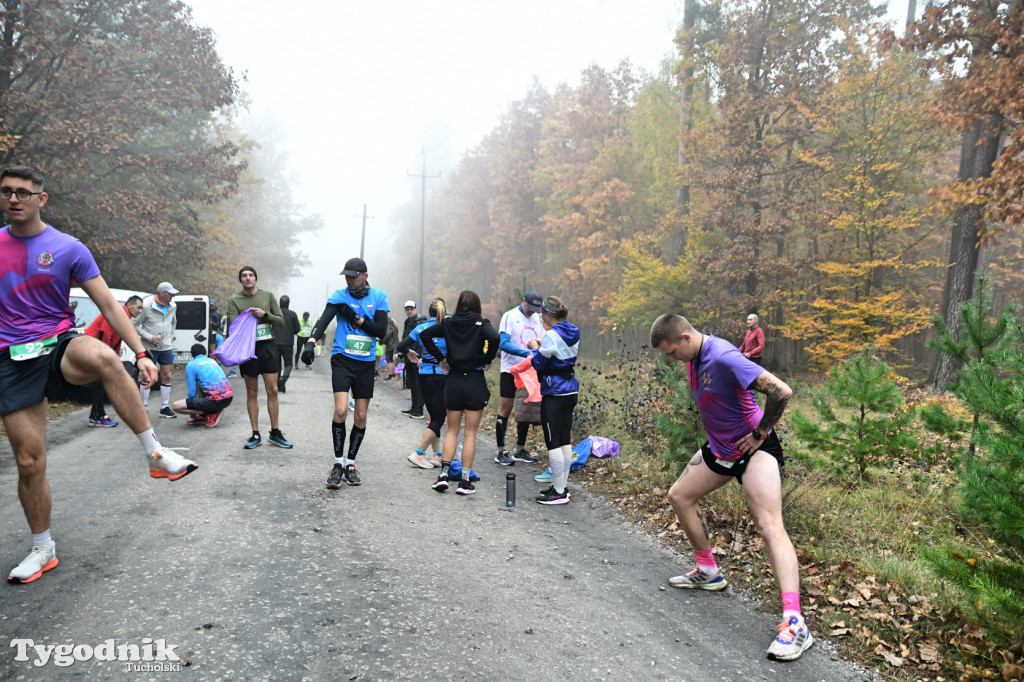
[175,300,208,343]
[69,296,101,329]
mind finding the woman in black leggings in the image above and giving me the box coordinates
[399,299,448,469]
[526,296,580,505]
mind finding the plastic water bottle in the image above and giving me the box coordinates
[506,472,516,507]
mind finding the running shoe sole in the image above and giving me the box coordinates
[7,558,58,585]
[268,437,293,449]
[149,463,198,482]
[432,478,449,492]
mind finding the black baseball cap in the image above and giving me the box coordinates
[524,290,543,313]
[340,257,367,276]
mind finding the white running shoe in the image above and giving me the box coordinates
[766,615,814,661]
[668,567,728,590]
[408,452,434,469]
[8,544,58,584]
[147,447,198,481]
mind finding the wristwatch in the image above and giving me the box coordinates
[134,349,154,367]
[751,428,769,441]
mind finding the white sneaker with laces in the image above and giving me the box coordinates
[147,447,198,481]
[668,567,728,590]
[8,544,58,584]
[766,615,814,661]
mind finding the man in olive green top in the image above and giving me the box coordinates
[226,266,293,449]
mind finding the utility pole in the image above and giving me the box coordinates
[355,204,374,259]
[407,149,440,309]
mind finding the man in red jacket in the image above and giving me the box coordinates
[83,295,144,426]
[738,313,766,365]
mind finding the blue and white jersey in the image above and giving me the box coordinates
[410,320,448,375]
[530,322,580,396]
[328,287,390,362]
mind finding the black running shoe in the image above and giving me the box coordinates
[512,448,538,463]
[537,488,570,505]
[539,485,571,498]
[343,465,361,486]
[456,479,476,495]
[327,463,344,489]
[432,473,449,492]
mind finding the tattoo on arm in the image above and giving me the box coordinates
[752,371,792,432]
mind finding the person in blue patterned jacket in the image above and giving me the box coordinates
[171,344,233,428]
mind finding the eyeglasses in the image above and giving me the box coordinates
[0,187,43,200]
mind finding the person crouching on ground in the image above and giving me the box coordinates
[172,344,233,428]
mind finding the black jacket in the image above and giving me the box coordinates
[419,311,499,372]
[400,312,427,359]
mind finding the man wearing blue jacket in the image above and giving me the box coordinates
[494,290,545,466]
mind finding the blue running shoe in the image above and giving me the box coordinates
[534,467,552,482]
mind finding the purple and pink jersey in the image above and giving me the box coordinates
[0,225,100,352]
[687,335,766,461]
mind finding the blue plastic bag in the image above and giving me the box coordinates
[569,438,592,471]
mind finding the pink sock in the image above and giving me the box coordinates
[781,592,801,617]
[695,548,717,573]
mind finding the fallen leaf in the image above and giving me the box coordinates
[1003,662,1024,680]
[918,640,940,662]
[880,651,904,667]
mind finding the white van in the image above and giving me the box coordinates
[69,288,211,366]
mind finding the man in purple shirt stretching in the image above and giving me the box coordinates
[0,166,198,586]
[650,313,811,662]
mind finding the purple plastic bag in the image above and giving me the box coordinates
[211,310,258,366]
[589,435,620,458]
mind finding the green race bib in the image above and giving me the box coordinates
[345,333,373,357]
[9,335,59,361]
[255,324,273,341]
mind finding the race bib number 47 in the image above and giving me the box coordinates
[345,333,373,357]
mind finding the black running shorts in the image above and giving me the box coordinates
[0,331,82,417]
[240,340,281,378]
[186,395,233,415]
[330,352,376,400]
[444,370,489,412]
[700,432,784,485]
[499,371,517,399]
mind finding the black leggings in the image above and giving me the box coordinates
[419,372,447,437]
[540,393,577,450]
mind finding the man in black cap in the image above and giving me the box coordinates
[301,257,391,488]
[399,299,426,418]
[494,290,545,466]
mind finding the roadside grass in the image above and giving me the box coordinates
[545,349,1019,681]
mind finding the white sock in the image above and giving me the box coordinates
[140,385,150,405]
[559,445,573,491]
[33,530,54,549]
[548,448,567,493]
[160,384,171,407]
[137,428,160,456]
[335,456,345,465]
